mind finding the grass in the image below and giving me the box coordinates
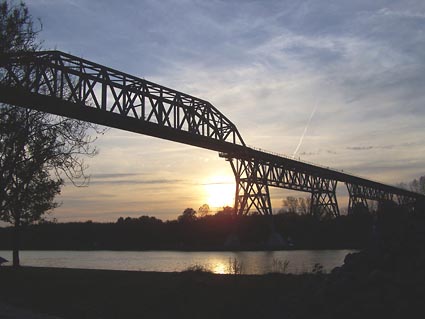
[0,266,323,319]
[182,264,212,273]
[227,257,244,275]
[270,258,290,274]
[0,262,422,319]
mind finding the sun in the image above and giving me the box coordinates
[204,176,235,209]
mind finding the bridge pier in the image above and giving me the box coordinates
[345,183,421,214]
[396,194,417,213]
[228,157,272,215]
[346,183,370,214]
[225,155,342,217]
[310,180,340,219]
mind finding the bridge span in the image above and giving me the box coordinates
[1,50,423,217]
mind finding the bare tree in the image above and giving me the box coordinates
[298,197,311,215]
[398,175,425,195]
[198,204,211,217]
[282,196,299,214]
[409,176,425,194]
[0,1,100,266]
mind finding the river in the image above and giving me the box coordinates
[0,250,356,274]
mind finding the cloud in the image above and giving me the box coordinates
[346,142,423,151]
[298,151,316,156]
[378,8,425,20]
[23,0,425,221]
[201,182,234,186]
[90,173,142,179]
[89,179,184,186]
[347,146,375,151]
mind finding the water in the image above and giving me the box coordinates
[0,250,356,274]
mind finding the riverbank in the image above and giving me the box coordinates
[0,261,422,319]
[2,210,424,318]
[0,249,355,274]
[0,266,323,318]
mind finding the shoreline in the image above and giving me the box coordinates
[0,249,356,274]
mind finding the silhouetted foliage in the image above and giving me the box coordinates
[279,196,311,215]
[0,0,99,266]
[0,207,381,251]
[198,204,210,217]
[397,175,425,195]
[0,0,40,55]
[0,207,423,319]
[177,208,197,223]
[216,206,234,216]
[409,175,425,194]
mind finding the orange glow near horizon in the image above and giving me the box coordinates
[203,175,235,209]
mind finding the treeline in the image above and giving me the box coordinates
[0,207,379,251]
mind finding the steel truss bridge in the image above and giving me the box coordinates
[1,51,423,217]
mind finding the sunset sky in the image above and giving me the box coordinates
[23,0,425,222]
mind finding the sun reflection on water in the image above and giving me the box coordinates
[211,261,228,274]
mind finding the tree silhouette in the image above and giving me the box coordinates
[0,0,99,266]
[198,204,210,217]
[216,206,234,216]
[282,196,299,213]
[178,208,197,223]
[280,196,311,215]
[409,176,425,194]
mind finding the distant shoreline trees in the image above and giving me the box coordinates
[398,175,425,195]
[279,196,311,215]
[0,205,378,251]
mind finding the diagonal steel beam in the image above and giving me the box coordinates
[1,50,424,218]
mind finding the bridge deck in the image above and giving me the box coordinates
[1,50,423,215]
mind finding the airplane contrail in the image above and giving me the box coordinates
[292,100,318,159]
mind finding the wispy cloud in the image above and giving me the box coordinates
[90,179,184,186]
[292,100,318,158]
[91,173,142,179]
[347,146,375,151]
[23,0,425,221]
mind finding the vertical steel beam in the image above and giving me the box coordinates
[225,155,342,217]
[310,180,340,219]
[348,195,369,214]
[396,194,416,213]
[346,183,369,214]
[228,157,272,215]
[345,183,418,214]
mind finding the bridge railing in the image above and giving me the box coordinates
[236,145,424,200]
[247,145,370,180]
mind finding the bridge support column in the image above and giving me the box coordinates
[310,179,340,219]
[396,194,416,213]
[227,157,272,215]
[346,183,369,214]
[346,183,403,214]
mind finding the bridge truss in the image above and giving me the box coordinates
[1,50,423,217]
[0,51,244,151]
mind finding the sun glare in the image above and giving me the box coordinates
[204,176,235,209]
[212,261,227,274]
